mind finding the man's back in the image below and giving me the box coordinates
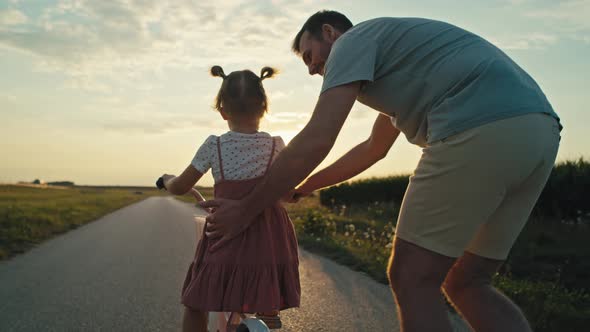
[321,17,559,146]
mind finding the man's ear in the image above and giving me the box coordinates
[321,23,336,42]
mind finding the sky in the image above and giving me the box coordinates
[1,0,589,187]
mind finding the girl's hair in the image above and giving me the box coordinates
[211,65,277,118]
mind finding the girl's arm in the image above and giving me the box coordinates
[297,113,400,194]
[161,165,204,196]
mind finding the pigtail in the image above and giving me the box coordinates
[260,66,277,80]
[211,65,227,79]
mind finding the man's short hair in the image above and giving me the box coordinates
[292,10,353,55]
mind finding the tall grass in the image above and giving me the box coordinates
[300,158,590,331]
[0,185,162,260]
[534,158,590,222]
[320,158,590,223]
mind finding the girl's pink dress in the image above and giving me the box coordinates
[181,137,300,313]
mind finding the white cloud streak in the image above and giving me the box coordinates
[491,33,558,50]
[0,8,28,25]
[0,0,312,87]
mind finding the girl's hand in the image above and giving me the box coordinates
[160,174,175,183]
[156,174,175,191]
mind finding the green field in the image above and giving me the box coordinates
[0,185,167,260]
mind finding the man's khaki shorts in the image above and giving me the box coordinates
[395,113,560,260]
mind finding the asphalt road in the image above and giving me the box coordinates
[0,196,469,331]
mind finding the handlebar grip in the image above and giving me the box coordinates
[156,177,166,190]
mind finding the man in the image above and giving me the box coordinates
[201,10,561,332]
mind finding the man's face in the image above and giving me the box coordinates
[298,30,333,76]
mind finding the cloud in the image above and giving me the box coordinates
[0,9,28,25]
[496,0,589,46]
[102,117,221,135]
[76,94,223,134]
[271,90,294,100]
[522,0,590,43]
[526,0,590,30]
[0,0,313,92]
[0,93,17,102]
[491,33,558,50]
[503,0,530,5]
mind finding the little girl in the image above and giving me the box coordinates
[159,65,300,331]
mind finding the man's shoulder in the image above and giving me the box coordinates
[352,17,433,29]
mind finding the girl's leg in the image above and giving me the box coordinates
[258,310,279,316]
[256,310,281,329]
[182,306,208,332]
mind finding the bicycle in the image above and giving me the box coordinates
[156,177,275,332]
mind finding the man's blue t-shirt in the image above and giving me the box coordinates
[321,17,561,146]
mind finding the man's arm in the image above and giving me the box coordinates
[201,82,361,245]
[296,113,400,194]
[242,81,361,212]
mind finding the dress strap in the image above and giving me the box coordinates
[216,136,225,181]
[264,137,277,173]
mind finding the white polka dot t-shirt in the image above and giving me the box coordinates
[191,131,286,182]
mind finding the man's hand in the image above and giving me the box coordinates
[282,188,312,203]
[199,199,255,252]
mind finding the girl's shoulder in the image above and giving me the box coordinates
[271,135,286,148]
[202,134,218,145]
[195,135,219,152]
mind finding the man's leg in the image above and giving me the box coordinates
[388,237,456,332]
[442,252,532,332]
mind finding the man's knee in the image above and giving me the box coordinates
[387,250,408,294]
[443,252,502,298]
[388,237,455,295]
